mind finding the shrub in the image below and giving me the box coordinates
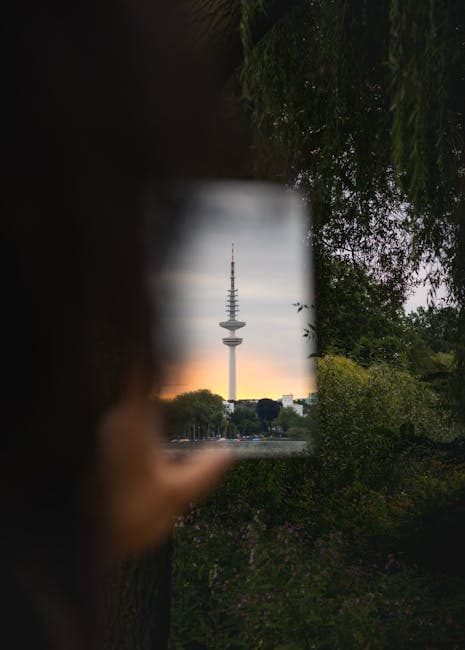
[314,355,453,488]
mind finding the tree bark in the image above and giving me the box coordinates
[104,540,173,650]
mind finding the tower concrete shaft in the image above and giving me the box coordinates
[219,244,245,401]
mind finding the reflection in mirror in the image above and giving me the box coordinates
[149,182,316,457]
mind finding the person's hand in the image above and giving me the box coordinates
[99,398,232,561]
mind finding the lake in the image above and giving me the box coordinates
[166,438,310,458]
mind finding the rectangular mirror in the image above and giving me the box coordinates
[149,182,316,457]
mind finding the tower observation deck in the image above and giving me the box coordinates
[219,244,245,401]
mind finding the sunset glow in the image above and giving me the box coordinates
[160,355,315,401]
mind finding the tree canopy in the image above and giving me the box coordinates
[163,389,225,439]
[189,0,465,419]
[256,398,281,431]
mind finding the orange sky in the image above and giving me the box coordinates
[160,355,315,401]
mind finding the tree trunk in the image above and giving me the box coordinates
[104,540,173,650]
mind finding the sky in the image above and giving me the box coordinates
[404,277,449,312]
[154,182,315,401]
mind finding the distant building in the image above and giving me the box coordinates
[223,400,235,415]
[236,399,258,408]
[281,394,303,416]
[305,392,318,406]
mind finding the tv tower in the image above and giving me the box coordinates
[220,244,245,401]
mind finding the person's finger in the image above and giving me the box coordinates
[159,448,234,513]
[107,446,233,560]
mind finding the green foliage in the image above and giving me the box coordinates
[237,0,465,420]
[273,406,301,432]
[406,305,459,355]
[273,407,312,441]
[168,4,465,645]
[404,306,460,422]
[170,453,465,648]
[317,258,407,365]
[389,0,464,278]
[313,263,461,422]
[170,355,465,647]
[238,0,465,296]
[230,405,261,436]
[240,0,411,297]
[311,263,460,407]
[256,398,281,431]
[310,275,460,424]
[316,355,453,488]
[163,389,225,439]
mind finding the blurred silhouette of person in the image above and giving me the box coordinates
[1,2,238,648]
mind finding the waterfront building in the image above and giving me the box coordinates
[281,394,304,416]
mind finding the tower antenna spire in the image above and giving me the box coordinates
[220,244,245,402]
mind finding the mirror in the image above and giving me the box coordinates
[149,182,316,457]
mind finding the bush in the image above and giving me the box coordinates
[169,356,465,648]
[314,355,453,488]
